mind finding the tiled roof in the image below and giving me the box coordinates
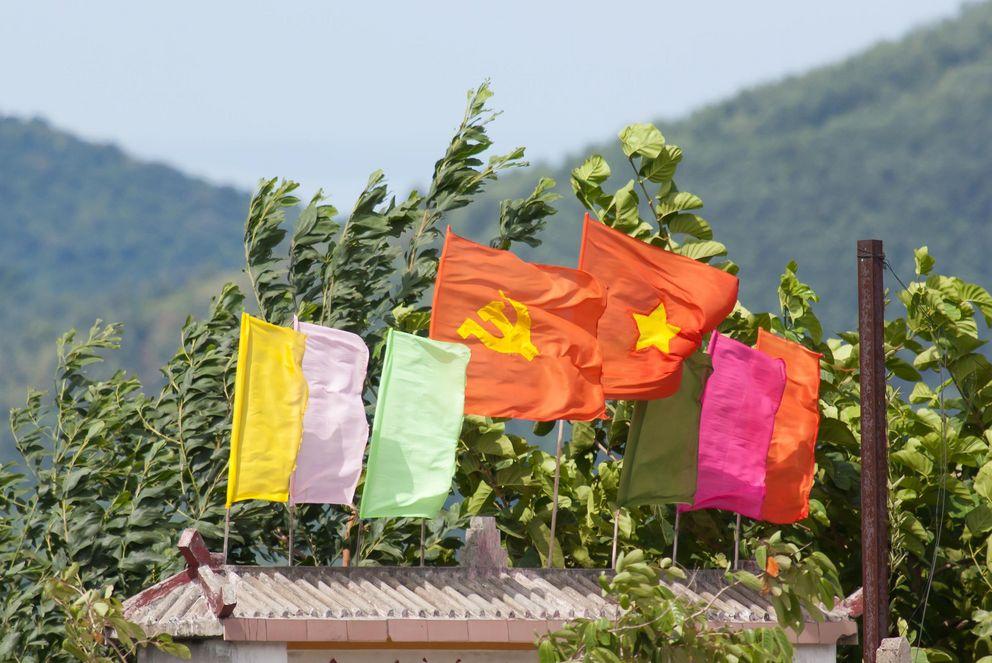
[122,526,857,646]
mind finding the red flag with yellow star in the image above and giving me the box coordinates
[578,215,738,399]
[430,228,607,421]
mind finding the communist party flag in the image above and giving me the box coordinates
[430,228,606,421]
[578,215,739,399]
[756,329,822,524]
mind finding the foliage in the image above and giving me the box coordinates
[2,83,992,662]
[44,564,189,662]
[538,548,814,662]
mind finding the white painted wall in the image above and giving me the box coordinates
[140,641,287,663]
[794,644,838,663]
[289,651,534,663]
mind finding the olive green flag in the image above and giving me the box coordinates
[359,329,470,519]
[618,352,712,508]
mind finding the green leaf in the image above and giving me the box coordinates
[673,239,727,261]
[642,145,683,183]
[619,123,665,159]
[570,422,596,455]
[466,482,494,515]
[666,213,713,240]
[915,246,935,276]
[976,462,992,502]
[966,505,992,535]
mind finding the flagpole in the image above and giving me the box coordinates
[672,509,681,563]
[733,513,742,570]
[611,506,621,569]
[419,519,426,567]
[547,420,565,569]
[222,507,231,563]
[287,504,296,566]
[354,517,364,566]
[342,507,358,568]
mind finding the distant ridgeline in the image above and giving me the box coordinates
[2,0,992,457]
[453,1,992,333]
[0,117,248,457]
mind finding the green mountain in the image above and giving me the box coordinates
[0,117,248,456]
[456,1,992,332]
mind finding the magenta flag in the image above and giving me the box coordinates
[680,332,786,519]
[290,319,369,506]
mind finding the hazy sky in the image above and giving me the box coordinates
[1,1,967,202]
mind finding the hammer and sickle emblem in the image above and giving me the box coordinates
[457,290,539,361]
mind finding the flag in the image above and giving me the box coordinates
[757,329,822,524]
[679,332,786,519]
[618,352,712,508]
[429,228,606,421]
[578,215,738,399]
[226,313,308,508]
[359,329,470,519]
[289,319,369,506]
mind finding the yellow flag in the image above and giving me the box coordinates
[226,313,308,507]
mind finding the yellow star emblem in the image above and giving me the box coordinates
[633,301,681,353]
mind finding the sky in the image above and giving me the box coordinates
[0,1,967,202]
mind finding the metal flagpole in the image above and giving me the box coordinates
[222,507,231,563]
[672,509,681,563]
[419,520,426,567]
[287,504,295,565]
[733,513,742,570]
[858,239,890,662]
[611,507,621,569]
[547,420,566,569]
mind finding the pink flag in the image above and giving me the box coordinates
[290,319,369,506]
[680,332,786,519]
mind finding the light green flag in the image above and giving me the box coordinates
[360,329,470,519]
[618,351,712,508]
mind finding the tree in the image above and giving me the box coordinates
[2,83,992,661]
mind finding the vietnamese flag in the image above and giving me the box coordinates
[430,228,606,421]
[578,215,738,399]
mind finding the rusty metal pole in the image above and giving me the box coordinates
[858,239,889,662]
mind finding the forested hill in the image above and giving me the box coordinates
[455,1,992,330]
[0,117,248,457]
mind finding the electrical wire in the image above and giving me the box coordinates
[881,258,950,648]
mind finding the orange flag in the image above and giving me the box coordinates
[756,329,822,524]
[430,228,606,421]
[578,215,738,399]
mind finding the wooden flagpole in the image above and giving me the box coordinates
[611,506,621,568]
[419,519,426,567]
[287,504,296,565]
[547,420,566,569]
[733,513,742,570]
[354,517,364,566]
[672,509,681,563]
[342,507,358,567]
[222,507,231,563]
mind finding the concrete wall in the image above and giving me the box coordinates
[289,650,536,663]
[140,641,286,663]
[143,640,839,662]
[794,644,837,663]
